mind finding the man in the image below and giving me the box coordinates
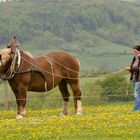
[125,45,140,110]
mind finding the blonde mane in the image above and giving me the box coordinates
[24,51,33,58]
[0,48,11,55]
[0,48,11,66]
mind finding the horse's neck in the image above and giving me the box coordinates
[2,59,12,73]
[19,51,36,71]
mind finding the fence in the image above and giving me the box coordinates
[0,81,134,111]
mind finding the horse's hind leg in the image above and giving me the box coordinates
[69,80,83,115]
[58,80,70,116]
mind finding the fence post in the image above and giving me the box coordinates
[3,81,9,110]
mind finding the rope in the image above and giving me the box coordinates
[101,69,125,77]
[45,57,55,89]
[21,54,127,80]
[46,56,80,74]
[1,53,17,80]
[0,48,21,80]
[0,48,127,80]
[21,56,80,80]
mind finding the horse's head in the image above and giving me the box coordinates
[0,36,20,80]
[0,47,11,68]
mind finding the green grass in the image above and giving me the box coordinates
[0,104,140,140]
[0,73,137,139]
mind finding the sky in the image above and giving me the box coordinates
[0,0,12,2]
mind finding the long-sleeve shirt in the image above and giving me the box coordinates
[130,56,140,82]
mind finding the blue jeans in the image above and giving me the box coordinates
[132,81,140,110]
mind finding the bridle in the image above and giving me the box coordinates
[0,55,4,68]
[0,48,21,80]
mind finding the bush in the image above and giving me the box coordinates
[98,73,133,102]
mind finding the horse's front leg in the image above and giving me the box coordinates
[16,93,27,119]
[14,86,27,119]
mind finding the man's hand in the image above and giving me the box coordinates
[124,66,131,72]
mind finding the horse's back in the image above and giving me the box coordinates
[34,51,80,81]
[46,51,80,71]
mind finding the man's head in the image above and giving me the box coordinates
[133,45,140,56]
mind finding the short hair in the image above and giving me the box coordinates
[133,45,140,51]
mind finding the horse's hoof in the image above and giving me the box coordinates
[76,112,83,116]
[16,114,24,119]
[59,112,67,117]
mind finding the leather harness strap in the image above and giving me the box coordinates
[0,48,55,91]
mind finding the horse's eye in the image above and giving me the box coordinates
[7,45,11,48]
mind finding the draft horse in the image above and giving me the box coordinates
[0,36,82,119]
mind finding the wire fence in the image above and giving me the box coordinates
[0,69,132,111]
[0,91,134,111]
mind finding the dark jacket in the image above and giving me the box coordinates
[130,56,140,82]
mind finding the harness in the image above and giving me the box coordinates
[44,56,54,90]
[0,48,55,91]
[0,48,21,80]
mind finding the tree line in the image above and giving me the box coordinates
[0,0,140,48]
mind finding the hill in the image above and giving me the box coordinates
[0,0,140,71]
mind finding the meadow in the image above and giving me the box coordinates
[0,71,137,140]
[0,103,140,140]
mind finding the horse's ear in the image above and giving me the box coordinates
[12,36,17,46]
[10,36,17,46]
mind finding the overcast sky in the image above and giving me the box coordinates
[0,0,12,2]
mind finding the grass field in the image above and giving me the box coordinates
[0,103,140,140]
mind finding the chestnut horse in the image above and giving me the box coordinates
[0,36,82,119]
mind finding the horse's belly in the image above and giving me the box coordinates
[29,82,46,92]
[28,72,46,92]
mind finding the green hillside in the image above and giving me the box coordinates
[0,0,139,71]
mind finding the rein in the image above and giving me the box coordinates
[0,48,21,80]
